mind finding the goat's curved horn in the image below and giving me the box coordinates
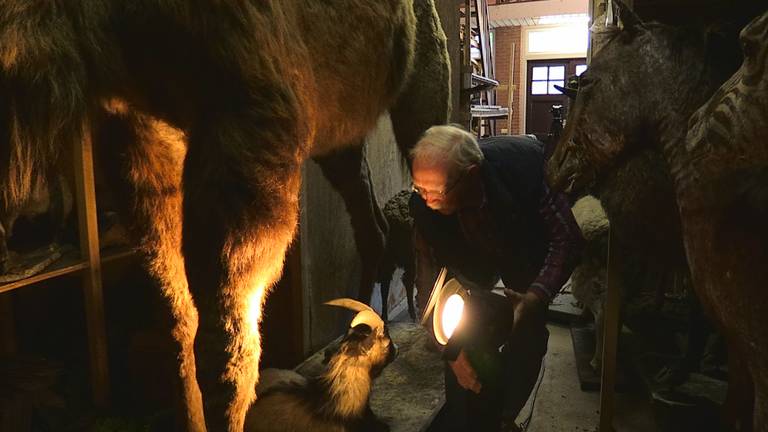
[325,298,384,330]
[350,309,384,331]
[325,298,375,313]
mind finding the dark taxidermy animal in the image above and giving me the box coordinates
[547,2,768,429]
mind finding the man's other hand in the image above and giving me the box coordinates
[448,349,482,394]
[504,290,546,340]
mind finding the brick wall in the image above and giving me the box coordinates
[492,26,524,135]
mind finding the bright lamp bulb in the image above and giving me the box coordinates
[441,294,465,341]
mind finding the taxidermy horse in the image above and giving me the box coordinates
[0,1,449,431]
[547,3,768,430]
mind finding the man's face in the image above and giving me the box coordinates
[412,157,463,215]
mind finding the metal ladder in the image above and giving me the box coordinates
[461,0,509,138]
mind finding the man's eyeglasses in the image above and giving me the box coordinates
[412,170,466,199]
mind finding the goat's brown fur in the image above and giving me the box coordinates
[0,2,449,431]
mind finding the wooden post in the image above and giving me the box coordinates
[507,42,516,134]
[0,294,15,355]
[599,227,621,431]
[435,0,463,125]
[73,122,110,407]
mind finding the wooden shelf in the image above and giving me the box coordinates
[0,246,137,295]
[471,104,509,118]
[0,123,120,406]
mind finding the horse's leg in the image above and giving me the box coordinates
[182,110,305,432]
[313,144,388,307]
[378,261,394,322]
[389,0,450,160]
[402,249,417,320]
[94,109,205,431]
[413,228,439,317]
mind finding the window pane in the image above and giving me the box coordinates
[549,66,565,80]
[528,24,588,54]
[575,64,588,76]
[549,80,565,94]
[532,81,548,95]
[531,67,548,81]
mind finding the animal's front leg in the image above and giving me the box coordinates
[182,117,304,432]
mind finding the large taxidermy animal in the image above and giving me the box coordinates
[0,1,449,431]
[547,2,768,430]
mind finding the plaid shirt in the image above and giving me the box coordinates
[455,182,582,303]
[528,183,584,302]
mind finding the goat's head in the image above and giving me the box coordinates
[325,298,398,378]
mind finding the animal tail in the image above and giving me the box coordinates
[0,3,89,210]
[389,0,450,170]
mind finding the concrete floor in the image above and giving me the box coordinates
[375,276,658,431]
[517,323,656,432]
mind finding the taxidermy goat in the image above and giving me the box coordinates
[244,299,397,432]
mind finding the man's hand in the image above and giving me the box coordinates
[448,349,482,394]
[504,290,546,340]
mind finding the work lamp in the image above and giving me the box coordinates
[421,268,514,361]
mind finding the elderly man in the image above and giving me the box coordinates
[410,125,583,431]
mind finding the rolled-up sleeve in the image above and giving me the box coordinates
[528,183,584,303]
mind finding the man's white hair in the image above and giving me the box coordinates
[410,124,484,172]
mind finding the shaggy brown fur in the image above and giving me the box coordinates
[0,2,449,431]
[547,3,768,430]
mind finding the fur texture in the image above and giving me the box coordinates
[0,2,449,431]
[245,311,396,432]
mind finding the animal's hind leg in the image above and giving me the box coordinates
[377,243,396,322]
[94,109,205,432]
[390,0,450,161]
[314,144,388,309]
[182,112,304,432]
[402,253,417,320]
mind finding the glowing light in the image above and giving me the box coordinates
[440,294,465,342]
[246,288,264,336]
[528,23,588,54]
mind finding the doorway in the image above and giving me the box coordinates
[525,58,586,139]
